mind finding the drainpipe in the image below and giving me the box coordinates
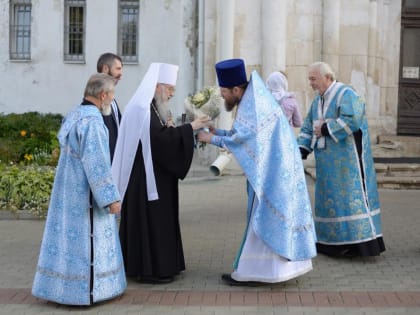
[197,0,204,90]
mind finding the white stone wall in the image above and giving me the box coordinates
[0,0,403,139]
[0,0,196,117]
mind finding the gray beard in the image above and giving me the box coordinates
[155,98,171,123]
[101,103,112,116]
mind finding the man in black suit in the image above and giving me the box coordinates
[97,53,123,161]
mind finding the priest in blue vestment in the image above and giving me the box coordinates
[32,73,126,305]
[297,61,385,258]
[198,59,317,285]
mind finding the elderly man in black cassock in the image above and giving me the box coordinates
[112,63,210,284]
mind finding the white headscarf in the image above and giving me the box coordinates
[111,63,179,201]
[265,71,293,102]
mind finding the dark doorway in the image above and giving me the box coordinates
[398,0,420,135]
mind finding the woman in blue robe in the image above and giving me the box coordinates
[32,73,126,305]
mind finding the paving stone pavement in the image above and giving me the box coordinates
[0,160,420,315]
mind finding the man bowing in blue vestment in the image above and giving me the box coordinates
[198,59,317,286]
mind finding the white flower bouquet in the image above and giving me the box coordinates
[184,86,223,122]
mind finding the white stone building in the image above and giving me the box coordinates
[1,0,419,139]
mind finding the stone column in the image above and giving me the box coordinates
[380,0,397,134]
[216,0,235,61]
[209,0,236,173]
[261,0,288,78]
[365,0,381,119]
[322,0,340,72]
[216,0,235,130]
[368,0,378,81]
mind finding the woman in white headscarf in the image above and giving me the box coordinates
[266,71,303,128]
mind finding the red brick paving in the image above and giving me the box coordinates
[312,291,330,307]
[187,292,203,306]
[271,291,287,306]
[340,291,361,307]
[201,292,216,305]
[258,292,273,306]
[1,288,420,308]
[299,292,316,306]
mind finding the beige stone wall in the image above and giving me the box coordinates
[202,0,402,141]
[0,0,403,141]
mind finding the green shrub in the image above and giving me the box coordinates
[0,111,61,219]
[0,112,62,165]
[0,165,55,219]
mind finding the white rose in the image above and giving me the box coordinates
[192,92,205,103]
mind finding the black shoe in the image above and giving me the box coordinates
[138,276,174,284]
[221,273,263,287]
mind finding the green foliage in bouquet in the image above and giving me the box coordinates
[0,112,62,165]
[184,86,225,149]
[0,164,55,218]
[188,86,219,109]
[184,86,224,121]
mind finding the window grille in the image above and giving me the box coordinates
[64,0,85,62]
[118,0,139,63]
[9,0,32,60]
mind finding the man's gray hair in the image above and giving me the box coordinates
[309,61,336,81]
[84,73,116,98]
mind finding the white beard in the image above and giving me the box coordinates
[101,103,112,116]
[155,96,171,123]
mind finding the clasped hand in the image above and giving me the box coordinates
[109,201,121,214]
[166,117,176,127]
[314,120,324,138]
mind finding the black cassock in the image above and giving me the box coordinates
[119,106,194,280]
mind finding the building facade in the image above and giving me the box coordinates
[1,0,419,138]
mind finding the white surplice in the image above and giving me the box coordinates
[231,196,313,283]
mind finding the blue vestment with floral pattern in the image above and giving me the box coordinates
[32,105,126,305]
[212,71,317,261]
[297,82,382,245]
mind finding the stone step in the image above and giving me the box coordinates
[373,135,420,158]
[303,135,420,189]
[375,163,420,176]
[375,163,420,189]
[376,174,420,190]
[304,163,420,190]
